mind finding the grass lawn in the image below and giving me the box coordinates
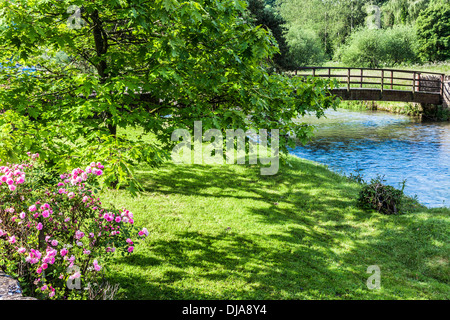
[100,155,449,300]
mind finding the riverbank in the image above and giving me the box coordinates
[102,155,449,299]
[338,100,450,121]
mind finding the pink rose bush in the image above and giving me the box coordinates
[0,153,148,299]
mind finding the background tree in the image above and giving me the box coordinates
[335,25,418,67]
[0,0,338,193]
[415,0,450,62]
[381,0,431,27]
[246,0,294,70]
[276,0,367,57]
[284,26,326,66]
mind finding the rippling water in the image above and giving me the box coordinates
[290,108,450,208]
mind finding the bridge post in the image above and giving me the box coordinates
[381,70,384,92]
[418,73,421,92]
[347,68,350,91]
[413,72,416,93]
[443,77,450,108]
[390,71,393,89]
[360,69,363,88]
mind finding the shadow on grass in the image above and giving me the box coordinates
[107,159,449,299]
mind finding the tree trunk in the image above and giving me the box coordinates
[92,10,108,81]
[92,10,117,138]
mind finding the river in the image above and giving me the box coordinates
[290,108,450,208]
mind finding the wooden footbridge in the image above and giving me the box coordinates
[295,67,449,106]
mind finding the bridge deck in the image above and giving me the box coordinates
[330,88,442,104]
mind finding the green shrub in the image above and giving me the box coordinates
[336,25,418,68]
[357,176,405,215]
[285,26,326,67]
[383,25,420,65]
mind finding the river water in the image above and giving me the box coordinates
[290,108,450,208]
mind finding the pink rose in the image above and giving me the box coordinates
[75,230,84,240]
[60,248,68,257]
[69,272,81,280]
[93,260,102,271]
[139,228,149,237]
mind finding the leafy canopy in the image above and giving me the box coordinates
[415,0,450,62]
[0,0,338,194]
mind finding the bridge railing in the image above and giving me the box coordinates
[294,67,445,96]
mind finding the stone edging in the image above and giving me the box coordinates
[0,272,37,300]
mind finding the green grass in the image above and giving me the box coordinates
[100,155,449,300]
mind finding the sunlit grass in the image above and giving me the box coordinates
[100,155,449,300]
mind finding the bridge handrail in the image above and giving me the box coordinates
[293,66,446,96]
[295,66,446,76]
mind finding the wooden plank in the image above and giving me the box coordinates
[329,88,441,104]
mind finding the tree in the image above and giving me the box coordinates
[381,0,431,27]
[276,0,366,56]
[335,25,418,68]
[0,0,338,193]
[416,0,450,62]
[246,0,294,70]
[284,26,326,66]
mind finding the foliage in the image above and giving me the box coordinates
[381,0,431,26]
[415,0,450,62]
[284,26,326,67]
[357,175,406,214]
[335,25,418,67]
[0,154,148,299]
[276,0,367,56]
[246,0,293,70]
[0,0,338,194]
